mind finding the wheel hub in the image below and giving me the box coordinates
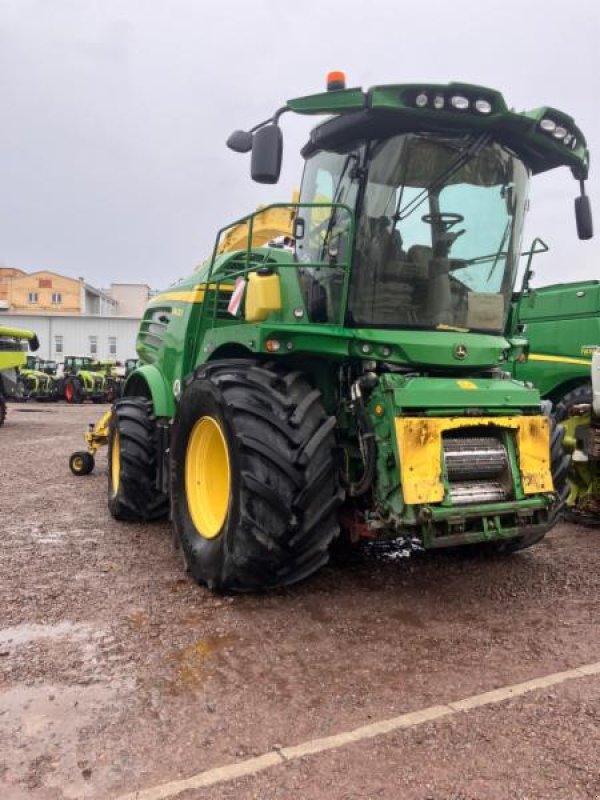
[185,416,231,539]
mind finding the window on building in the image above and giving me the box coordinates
[28,292,38,303]
[55,335,63,354]
[89,336,97,355]
[108,336,117,356]
[51,292,62,304]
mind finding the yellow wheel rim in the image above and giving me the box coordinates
[73,456,83,472]
[111,430,121,495]
[185,416,231,539]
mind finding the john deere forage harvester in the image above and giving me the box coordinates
[0,325,40,425]
[102,75,593,591]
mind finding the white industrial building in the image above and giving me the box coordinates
[2,313,141,362]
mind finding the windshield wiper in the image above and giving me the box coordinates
[320,152,359,260]
[486,217,512,282]
[394,133,492,222]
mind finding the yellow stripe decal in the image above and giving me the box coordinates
[529,353,592,367]
[148,284,234,306]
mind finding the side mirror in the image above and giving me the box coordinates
[30,334,40,352]
[251,124,283,184]
[575,193,593,240]
[226,130,253,153]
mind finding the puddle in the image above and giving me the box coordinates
[0,679,132,798]
[0,622,134,797]
[0,621,92,648]
[0,621,129,685]
[165,634,238,693]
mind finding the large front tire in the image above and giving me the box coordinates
[108,398,169,521]
[171,360,344,592]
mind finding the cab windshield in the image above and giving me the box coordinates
[298,133,529,333]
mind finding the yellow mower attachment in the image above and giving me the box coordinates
[69,409,112,476]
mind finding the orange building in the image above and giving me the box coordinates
[0,268,117,315]
[0,267,26,309]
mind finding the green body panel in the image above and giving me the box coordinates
[511,281,600,400]
[382,374,541,411]
[124,363,175,418]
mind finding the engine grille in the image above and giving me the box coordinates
[443,433,511,506]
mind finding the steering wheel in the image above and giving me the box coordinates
[421,212,464,229]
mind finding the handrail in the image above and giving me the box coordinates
[198,202,355,330]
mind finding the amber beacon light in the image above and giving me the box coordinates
[326,70,346,91]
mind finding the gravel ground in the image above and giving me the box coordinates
[1,403,600,800]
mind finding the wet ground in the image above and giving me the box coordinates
[1,404,600,799]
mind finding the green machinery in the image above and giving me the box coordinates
[62,356,116,404]
[0,325,40,425]
[17,356,61,401]
[560,350,600,525]
[79,76,594,591]
[510,277,599,415]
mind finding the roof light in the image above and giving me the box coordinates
[433,94,444,109]
[451,95,469,110]
[540,118,556,133]
[563,133,573,146]
[415,93,428,107]
[553,126,567,140]
[571,137,578,150]
[326,71,346,91]
[474,99,492,114]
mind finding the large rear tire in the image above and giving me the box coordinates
[171,360,344,592]
[108,397,169,521]
[0,396,6,427]
[64,377,83,404]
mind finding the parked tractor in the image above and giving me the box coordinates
[561,350,600,525]
[17,356,61,401]
[0,325,40,425]
[78,76,594,591]
[510,276,598,417]
[62,356,115,404]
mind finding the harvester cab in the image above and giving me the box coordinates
[0,326,39,424]
[83,75,592,592]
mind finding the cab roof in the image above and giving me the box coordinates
[287,82,589,179]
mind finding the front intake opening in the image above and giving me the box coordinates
[442,431,513,505]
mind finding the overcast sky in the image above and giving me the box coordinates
[0,0,598,291]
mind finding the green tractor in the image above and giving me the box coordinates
[0,325,40,425]
[103,76,593,591]
[561,350,600,525]
[17,356,61,401]
[62,356,116,404]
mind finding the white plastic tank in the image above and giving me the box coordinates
[593,349,600,416]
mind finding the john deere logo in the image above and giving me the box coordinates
[454,344,468,360]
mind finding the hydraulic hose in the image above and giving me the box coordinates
[348,378,377,497]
